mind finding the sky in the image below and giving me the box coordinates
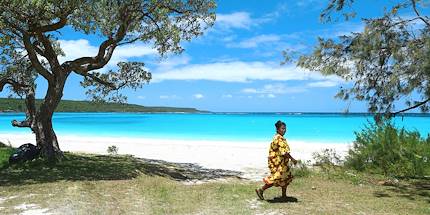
[2,0,429,112]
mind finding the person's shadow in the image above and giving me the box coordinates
[267,196,298,203]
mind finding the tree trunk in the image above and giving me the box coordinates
[34,113,63,161]
[31,76,67,161]
[10,84,64,161]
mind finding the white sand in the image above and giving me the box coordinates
[0,133,351,180]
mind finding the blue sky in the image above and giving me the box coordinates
[2,0,428,112]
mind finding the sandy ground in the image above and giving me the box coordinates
[0,133,351,180]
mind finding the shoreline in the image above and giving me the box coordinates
[0,133,351,180]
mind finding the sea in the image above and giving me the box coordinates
[0,112,429,144]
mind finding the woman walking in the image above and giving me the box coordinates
[256,120,297,200]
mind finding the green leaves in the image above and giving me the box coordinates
[346,121,430,178]
[1,0,216,102]
[81,62,151,103]
[299,0,430,116]
[320,0,356,23]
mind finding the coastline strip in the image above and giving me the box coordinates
[0,133,351,180]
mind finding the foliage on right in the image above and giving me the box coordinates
[298,0,430,119]
[345,121,430,178]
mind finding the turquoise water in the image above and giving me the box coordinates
[0,113,429,143]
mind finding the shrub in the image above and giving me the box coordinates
[0,146,14,169]
[0,141,9,148]
[345,121,430,178]
[292,160,311,177]
[312,148,343,177]
[313,148,342,166]
[107,145,118,155]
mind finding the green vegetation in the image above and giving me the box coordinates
[0,142,13,169]
[0,98,202,113]
[0,0,215,160]
[298,0,430,117]
[291,159,312,178]
[345,122,430,178]
[309,122,430,179]
[0,152,429,214]
[107,145,119,155]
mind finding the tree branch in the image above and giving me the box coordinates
[389,17,422,28]
[411,0,430,27]
[24,86,37,132]
[0,76,36,129]
[392,98,430,115]
[22,33,53,83]
[11,119,31,128]
[31,42,49,59]
[82,72,117,89]
[66,11,131,74]
[0,78,29,92]
[0,16,26,35]
[117,37,141,46]
[34,15,68,33]
[157,3,191,14]
[34,31,61,74]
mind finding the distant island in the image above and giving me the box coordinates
[0,98,204,113]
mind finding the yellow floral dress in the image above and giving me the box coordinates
[263,133,293,187]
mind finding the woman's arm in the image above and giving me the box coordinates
[277,137,297,165]
[284,152,298,165]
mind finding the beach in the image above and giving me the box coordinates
[0,112,426,179]
[0,133,351,180]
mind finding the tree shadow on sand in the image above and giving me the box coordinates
[267,196,298,203]
[0,153,242,186]
[373,179,430,203]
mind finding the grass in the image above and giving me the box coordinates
[0,152,429,214]
[0,144,14,169]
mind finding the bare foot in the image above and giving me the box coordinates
[255,188,264,200]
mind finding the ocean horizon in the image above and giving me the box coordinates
[0,112,429,144]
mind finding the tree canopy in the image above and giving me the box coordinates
[298,0,430,119]
[0,0,216,160]
[1,0,216,102]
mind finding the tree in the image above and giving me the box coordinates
[0,0,216,160]
[298,0,430,120]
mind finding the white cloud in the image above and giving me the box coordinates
[331,23,365,37]
[216,12,253,29]
[216,7,289,31]
[263,84,298,94]
[222,36,236,42]
[193,94,204,99]
[156,55,191,71]
[58,39,157,70]
[222,94,233,98]
[242,88,258,93]
[230,34,281,48]
[259,3,289,22]
[267,94,276,98]
[58,39,96,63]
[159,95,180,99]
[257,94,276,98]
[115,44,157,58]
[137,95,145,99]
[296,0,325,8]
[242,84,307,95]
[307,81,339,87]
[152,61,343,83]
